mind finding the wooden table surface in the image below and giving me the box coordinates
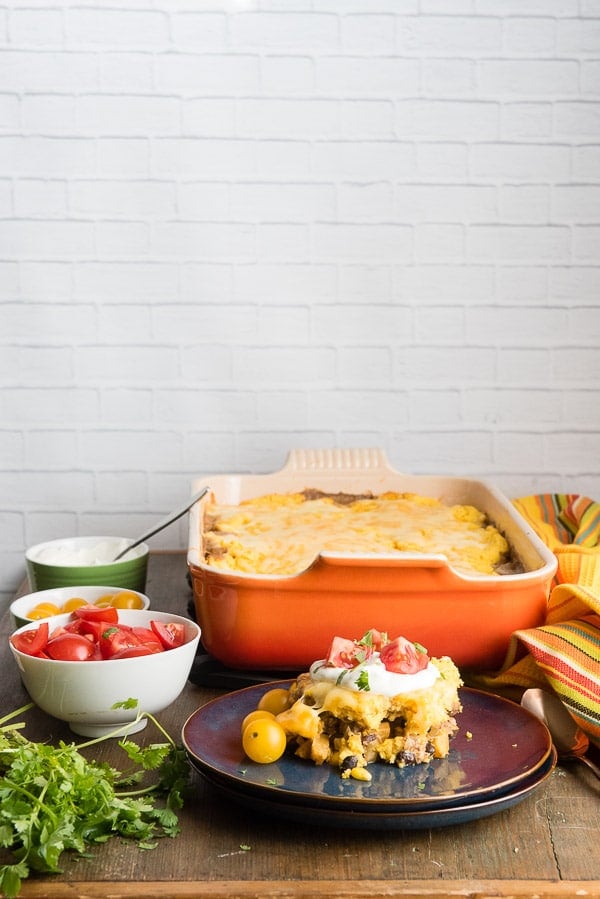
[2,552,599,899]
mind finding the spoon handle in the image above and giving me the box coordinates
[578,754,600,781]
[113,487,209,561]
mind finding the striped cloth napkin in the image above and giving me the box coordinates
[468,494,600,747]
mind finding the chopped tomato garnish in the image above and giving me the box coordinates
[323,629,429,675]
[358,628,387,652]
[325,635,372,669]
[379,636,429,674]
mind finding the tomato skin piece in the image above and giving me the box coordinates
[98,625,142,660]
[10,621,50,657]
[47,625,70,641]
[110,645,155,659]
[325,636,359,668]
[73,604,119,624]
[66,618,105,642]
[150,620,185,650]
[131,626,162,645]
[325,635,373,669]
[46,632,96,662]
[362,628,386,652]
[379,636,429,674]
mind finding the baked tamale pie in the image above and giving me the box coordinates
[275,629,463,781]
[204,490,513,577]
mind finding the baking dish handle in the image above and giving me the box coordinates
[320,552,453,570]
[282,447,398,475]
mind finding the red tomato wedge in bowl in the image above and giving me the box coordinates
[10,610,191,661]
[110,644,158,659]
[150,620,185,650]
[99,625,142,660]
[45,632,97,662]
[73,604,119,625]
[10,621,50,657]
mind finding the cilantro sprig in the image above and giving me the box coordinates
[355,670,370,691]
[357,628,388,650]
[0,702,190,899]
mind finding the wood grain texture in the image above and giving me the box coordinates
[12,881,600,899]
[3,553,599,899]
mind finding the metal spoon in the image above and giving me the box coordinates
[521,687,600,780]
[112,487,209,561]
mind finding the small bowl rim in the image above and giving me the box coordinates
[10,585,151,624]
[26,536,149,567]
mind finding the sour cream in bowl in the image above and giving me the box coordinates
[26,537,149,593]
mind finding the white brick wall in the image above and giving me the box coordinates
[2,0,600,609]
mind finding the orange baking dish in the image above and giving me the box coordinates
[187,449,557,672]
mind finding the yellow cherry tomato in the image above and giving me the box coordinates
[242,717,287,764]
[109,590,144,610]
[27,602,61,620]
[94,594,116,608]
[60,597,87,613]
[241,709,275,735]
[257,687,291,716]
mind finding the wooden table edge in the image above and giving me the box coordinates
[15,880,600,899]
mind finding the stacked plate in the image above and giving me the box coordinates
[182,683,556,830]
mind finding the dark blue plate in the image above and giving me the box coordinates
[190,748,557,830]
[182,683,552,812]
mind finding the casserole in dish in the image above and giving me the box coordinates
[187,449,557,671]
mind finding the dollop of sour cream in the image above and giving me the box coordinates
[33,539,138,566]
[309,653,440,697]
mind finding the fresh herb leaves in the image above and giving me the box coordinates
[355,670,370,692]
[357,629,388,650]
[0,702,190,899]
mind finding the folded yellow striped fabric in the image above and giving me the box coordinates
[469,494,600,746]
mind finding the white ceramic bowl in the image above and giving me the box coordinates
[10,585,150,630]
[9,609,201,737]
[26,536,149,593]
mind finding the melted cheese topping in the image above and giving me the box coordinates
[203,490,510,577]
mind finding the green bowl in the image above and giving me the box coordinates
[26,537,149,593]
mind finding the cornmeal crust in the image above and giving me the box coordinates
[203,489,512,577]
[276,656,463,779]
